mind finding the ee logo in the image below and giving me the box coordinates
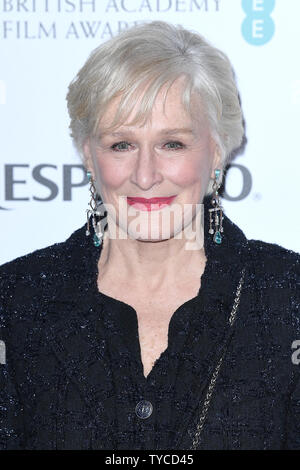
[242,0,275,46]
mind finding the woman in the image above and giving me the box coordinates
[0,21,299,450]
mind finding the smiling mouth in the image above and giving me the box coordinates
[126,195,177,211]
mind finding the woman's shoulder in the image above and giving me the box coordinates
[243,237,299,332]
[0,224,85,277]
[246,237,299,284]
[223,210,299,284]
[0,224,86,317]
[1,241,66,278]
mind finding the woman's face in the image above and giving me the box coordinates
[83,78,220,242]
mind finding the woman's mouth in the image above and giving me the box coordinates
[126,195,177,211]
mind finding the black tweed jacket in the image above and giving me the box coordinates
[0,195,299,450]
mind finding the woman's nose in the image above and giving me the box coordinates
[130,147,163,190]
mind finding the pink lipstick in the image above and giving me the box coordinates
[127,195,177,211]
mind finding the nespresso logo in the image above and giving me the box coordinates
[0,163,252,210]
[0,164,87,209]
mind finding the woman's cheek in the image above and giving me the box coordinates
[166,158,209,187]
[96,158,130,189]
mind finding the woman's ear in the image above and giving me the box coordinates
[82,137,95,178]
[210,143,222,180]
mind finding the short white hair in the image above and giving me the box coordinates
[66,20,244,194]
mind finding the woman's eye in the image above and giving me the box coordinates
[110,140,185,152]
[110,141,131,152]
[165,141,184,150]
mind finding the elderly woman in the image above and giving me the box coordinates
[0,21,299,451]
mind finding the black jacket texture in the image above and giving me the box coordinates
[0,195,300,450]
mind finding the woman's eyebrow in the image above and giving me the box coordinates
[100,128,196,138]
[159,128,196,135]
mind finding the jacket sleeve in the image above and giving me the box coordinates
[0,276,25,450]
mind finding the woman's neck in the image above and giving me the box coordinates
[97,228,207,293]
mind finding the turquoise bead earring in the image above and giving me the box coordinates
[85,171,104,247]
[208,169,224,244]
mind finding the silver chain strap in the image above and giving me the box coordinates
[189,266,246,450]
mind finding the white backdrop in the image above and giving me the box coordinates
[1,0,299,265]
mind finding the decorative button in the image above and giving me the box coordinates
[135,400,153,419]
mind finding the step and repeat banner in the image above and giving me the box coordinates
[0,0,299,264]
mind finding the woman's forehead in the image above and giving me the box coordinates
[97,86,205,135]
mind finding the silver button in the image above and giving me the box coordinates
[135,400,153,419]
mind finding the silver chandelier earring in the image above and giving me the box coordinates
[208,169,224,244]
[85,171,104,247]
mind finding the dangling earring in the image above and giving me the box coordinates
[208,169,224,244]
[85,171,104,247]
